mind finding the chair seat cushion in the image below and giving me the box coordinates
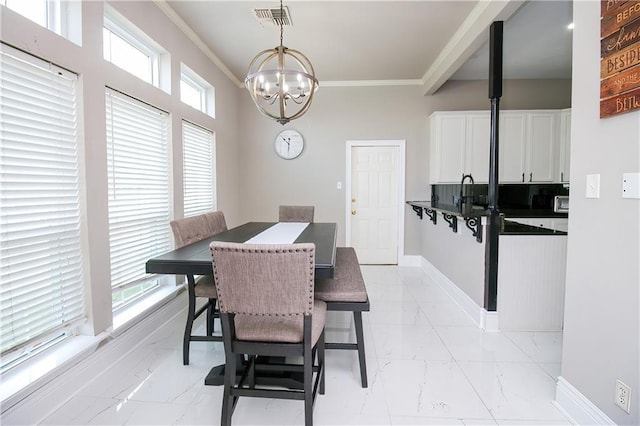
[194,275,217,298]
[315,247,367,303]
[235,300,326,345]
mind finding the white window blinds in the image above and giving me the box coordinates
[105,89,171,303]
[182,121,215,217]
[0,47,85,355]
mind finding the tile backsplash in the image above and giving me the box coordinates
[431,183,569,212]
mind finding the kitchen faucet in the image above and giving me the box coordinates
[458,174,475,212]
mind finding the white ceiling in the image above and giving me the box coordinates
[161,0,572,92]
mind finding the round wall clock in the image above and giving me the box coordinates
[274,129,304,159]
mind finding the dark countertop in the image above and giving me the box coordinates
[406,201,488,218]
[501,220,567,236]
[406,201,568,219]
[407,201,568,236]
[500,208,568,219]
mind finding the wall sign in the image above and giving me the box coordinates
[601,0,640,118]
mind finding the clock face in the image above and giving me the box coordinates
[274,129,304,159]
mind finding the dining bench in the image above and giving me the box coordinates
[314,247,370,388]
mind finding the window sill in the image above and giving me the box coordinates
[1,285,183,411]
[112,284,182,334]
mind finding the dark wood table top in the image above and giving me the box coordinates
[146,222,337,278]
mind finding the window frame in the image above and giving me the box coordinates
[0,0,81,45]
[0,44,86,371]
[104,88,172,312]
[103,5,165,88]
[180,63,215,118]
[182,121,216,217]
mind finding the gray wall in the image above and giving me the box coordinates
[237,79,571,252]
[237,85,426,247]
[561,2,640,424]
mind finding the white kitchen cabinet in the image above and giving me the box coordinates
[499,111,557,183]
[558,108,571,183]
[430,111,490,184]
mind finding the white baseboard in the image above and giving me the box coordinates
[1,292,187,426]
[399,254,422,267]
[555,376,615,425]
[419,257,499,331]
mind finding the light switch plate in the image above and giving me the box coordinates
[586,174,600,198]
[622,173,640,199]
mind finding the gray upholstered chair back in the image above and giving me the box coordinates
[279,205,315,222]
[210,242,315,316]
[170,214,211,248]
[170,211,227,248]
[204,210,228,235]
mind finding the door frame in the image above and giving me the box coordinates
[345,140,406,263]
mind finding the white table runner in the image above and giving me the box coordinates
[244,222,309,244]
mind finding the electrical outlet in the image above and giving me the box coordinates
[615,379,632,413]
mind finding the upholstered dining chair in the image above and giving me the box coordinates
[279,205,315,222]
[170,211,227,365]
[209,241,326,426]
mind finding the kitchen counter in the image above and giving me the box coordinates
[500,208,568,219]
[501,220,567,235]
[406,200,488,218]
[407,201,567,236]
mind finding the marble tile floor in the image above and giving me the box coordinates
[39,266,571,426]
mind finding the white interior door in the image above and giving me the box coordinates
[348,144,401,264]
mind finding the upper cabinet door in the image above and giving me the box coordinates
[500,112,527,183]
[430,109,563,186]
[558,108,571,183]
[430,113,467,184]
[527,112,556,183]
[467,113,491,182]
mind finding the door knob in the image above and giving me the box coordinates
[351,210,357,215]
[351,198,356,203]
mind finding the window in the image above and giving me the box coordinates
[180,63,215,117]
[0,0,81,45]
[182,122,216,217]
[103,5,166,87]
[0,46,84,370]
[105,89,171,310]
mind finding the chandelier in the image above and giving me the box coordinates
[244,0,318,125]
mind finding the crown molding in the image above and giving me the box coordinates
[320,79,423,88]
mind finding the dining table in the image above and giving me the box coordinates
[146,221,337,279]
[145,221,338,386]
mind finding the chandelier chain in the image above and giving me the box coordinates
[244,0,318,125]
[279,0,284,48]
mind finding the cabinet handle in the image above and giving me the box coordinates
[529,172,532,182]
[522,173,525,182]
[351,210,357,215]
[561,172,564,181]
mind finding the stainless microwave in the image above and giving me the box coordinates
[554,195,569,213]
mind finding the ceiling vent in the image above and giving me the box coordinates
[252,6,292,27]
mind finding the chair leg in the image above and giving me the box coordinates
[183,275,197,365]
[304,343,313,426]
[206,299,216,336]
[319,331,325,395]
[353,311,368,388]
[221,351,236,426]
